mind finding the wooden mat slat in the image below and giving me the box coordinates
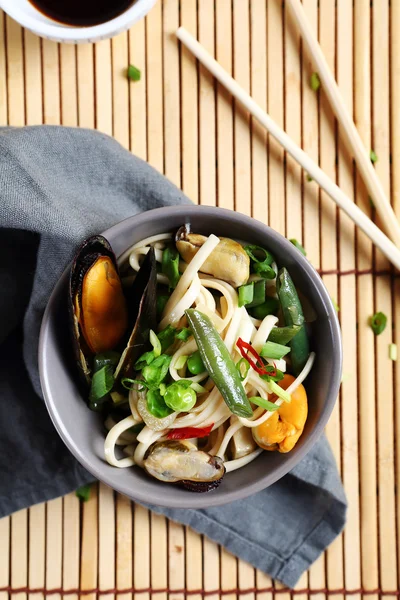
[0,1,399,598]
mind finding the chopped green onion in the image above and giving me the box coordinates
[249,396,280,412]
[290,239,306,256]
[190,382,207,394]
[260,341,291,360]
[76,484,91,502]
[142,354,172,388]
[269,380,291,403]
[246,280,266,308]
[149,329,162,357]
[249,297,280,319]
[389,343,397,361]
[369,312,387,335]
[158,325,178,351]
[244,244,275,266]
[254,263,276,279]
[174,355,188,370]
[89,365,114,405]
[306,173,313,182]
[310,72,321,91]
[368,197,375,209]
[135,350,156,370]
[147,389,173,418]
[121,378,149,391]
[238,282,254,307]
[162,246,181,289]
[236,358,250,381]
[370,149,378,163]
[331,298,340,312]
[260,366,284,383]
[176,327,192,341]
[128,64,141,81]
[157,295,169,317]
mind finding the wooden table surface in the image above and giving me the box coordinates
[1,0,399,597]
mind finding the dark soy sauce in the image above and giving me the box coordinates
[28,0,136,27]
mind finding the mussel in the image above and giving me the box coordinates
[69,235,157,387]
[175,226,250,288]
[144,440,225,492]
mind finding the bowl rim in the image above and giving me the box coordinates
[39,205,343,508]
[0,0,157,42]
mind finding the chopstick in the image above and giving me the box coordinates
[286,0,400,248]
[176,26,400,272]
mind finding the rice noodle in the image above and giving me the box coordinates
[159,275,202,330]
[104,416,138,468]
[162,234,221,318]
[224,449,263,472]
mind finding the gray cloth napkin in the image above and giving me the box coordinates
[0,126,347,588]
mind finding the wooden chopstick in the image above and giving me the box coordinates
[286,0,400,248]
[175,26,400,272]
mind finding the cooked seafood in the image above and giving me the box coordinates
[144,440,225,491]
[71,226,315,492]
[176,227,250,288]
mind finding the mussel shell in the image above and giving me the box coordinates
[69,235,121,385]
[113,247,157,386]
[143,440,225,492]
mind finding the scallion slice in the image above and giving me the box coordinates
[149,329,162,357]
[238,282,254,307]
[389,343,397,361]
[369,312,387,335]
[260,341,291,360]
[246,280,266,308]
[269,380,291,403]
[249,396,280,412]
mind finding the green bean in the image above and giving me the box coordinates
[185,309,253,418]
[276,268,309,375]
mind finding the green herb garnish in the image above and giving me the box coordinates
[128,65,141,81]
[290,239,307,256]
[162,246,181,289]
[249,396,279,412]
[89,365,114,405]
[370,149,378,163]
[310,72,320,91]
[76,484,91,502]
[369,311,387,335]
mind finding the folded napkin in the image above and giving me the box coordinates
[0,126,347,588]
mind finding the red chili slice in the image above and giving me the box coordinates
[167,423,214,440]
[236,338,268,375]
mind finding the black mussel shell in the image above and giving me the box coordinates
[69,235,120,385]
[113,246,157,386]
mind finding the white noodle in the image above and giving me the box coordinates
[162,234,221,317]
[159,275,202,329]
[252,315,279,353]
[118,233,173,265]
[104,416,137,468]
[134,427,165,467]
[224,449,263,472]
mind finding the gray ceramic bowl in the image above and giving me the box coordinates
[39,205,342,508]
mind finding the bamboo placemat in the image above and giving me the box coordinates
[0,0,399,597]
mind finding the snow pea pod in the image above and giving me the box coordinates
[276,268,310,375]
[185,309,253,418]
